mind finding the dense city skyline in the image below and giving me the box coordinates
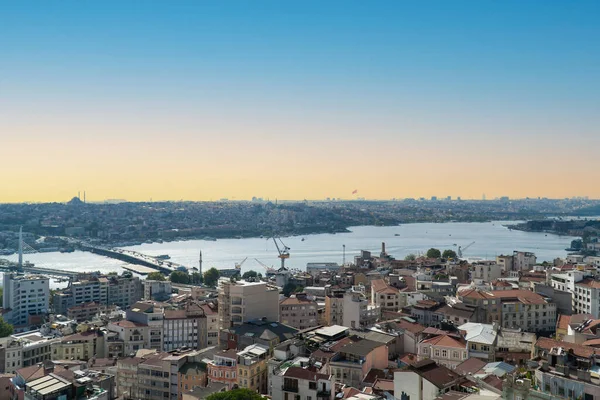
[2,1,599,202]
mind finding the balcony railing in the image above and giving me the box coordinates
[282,385,299,393]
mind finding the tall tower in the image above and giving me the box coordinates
[199,250,203,276]
[18,226,23,268]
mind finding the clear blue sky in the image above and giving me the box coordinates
[1,1,599,201]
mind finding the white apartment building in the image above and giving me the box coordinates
[550,270,600,318]
[3,273,49,329]
[218,279,279,330]
[275,366,334,400]
[496,255,514,273]
[573,278,600,318]
[342,288,380,329]
[163,308,207,352]
[107,320,150,355]
[0,331,60,373]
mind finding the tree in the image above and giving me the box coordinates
[242,270,262,281]
[426,248,441,259]
[0,317,13,338]
[203,267,220,287]
[442,249,457,259]
[147,272,166,281]
[206,388,263,400]
[404,254,416,261]
[282,282,304,297]
[169,271,191,284]
[191,272,203,285]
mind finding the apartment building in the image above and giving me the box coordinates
[218,279,279,330]
[394,360,468,400]
[178,362,207,397]
[458,323,497,362]
[514,251,537,271]
[9,331,59,371]
[278,366,334,400]
[67,301,103,322]
[3,274,49,329]
[342,288,380,329]
[117,349,200,400]
[473,263,503,283]
[107,320,150,355]
[54,274,142,314]
[108,274,143,310]
[126,302,164,351]
[458,289,557,332]
[417,334,467,369]
[496,255,514,273]
[236,344,269,393]
[144,280,172,302]
[199,303,219,347]
[329,339,388,388]
[206,349,238,389]
[163,305,207,352]
[573,278,600,318]
[324,289,345,326]
[280,293,319,330]
[51,330,105,360]
[371,279,400,313]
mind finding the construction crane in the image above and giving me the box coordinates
[254,258,276,275]
[235,257,248,270]
[457,241,475,258]
[272,237,290,269]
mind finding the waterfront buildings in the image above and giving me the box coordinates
[218,279,279,330]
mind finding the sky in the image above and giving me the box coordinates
[1,1,599,202]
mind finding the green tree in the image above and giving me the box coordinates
[442,249,457,259]
[0,317,13,338]
[242,270,262,281]
[169,271,191,284]
[404,254,416,261]
[147,272,166,281]
[282,282,304,297]
[203,267,220,287]
[426,248,441,259]
[206,388,263,400]
[191,272,203,284]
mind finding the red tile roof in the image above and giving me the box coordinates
[421,334,466,349]
[535,337,596,358]
[577,278,600,289]
[372,279,399,294]
[460,289,549,305]
[556,314,571,331]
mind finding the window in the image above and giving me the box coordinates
[441,350,447,358]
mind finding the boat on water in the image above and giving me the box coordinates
[301,238,305,241]
[156,254,170,260]
[394,234,400,236]
[203,236,217,241]
[59,247,75,253]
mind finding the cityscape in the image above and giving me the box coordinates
[2,1,600,400]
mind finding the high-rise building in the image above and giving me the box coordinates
[3,273,49,329]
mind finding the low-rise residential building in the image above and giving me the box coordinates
[236,344,269,393]
[220,320,298,351]
[329,338,388,388]
[324,289,345,326]
[67,301,103,322]
[459,323,497,362]
[394,360,469,400]
[206,349,238,389]
[371,279,400,313]
[280,293,319,330]
[144,280,172,302]
[51,330,105,361]
[458,289,557,332]
[418,334,467,369]
[178,362,207,397]
[279,366,334,400]
[494,328,535,365]
[473,263,503,283]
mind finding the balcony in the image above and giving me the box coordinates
[282,385,299,393]
[317,390,331,398]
